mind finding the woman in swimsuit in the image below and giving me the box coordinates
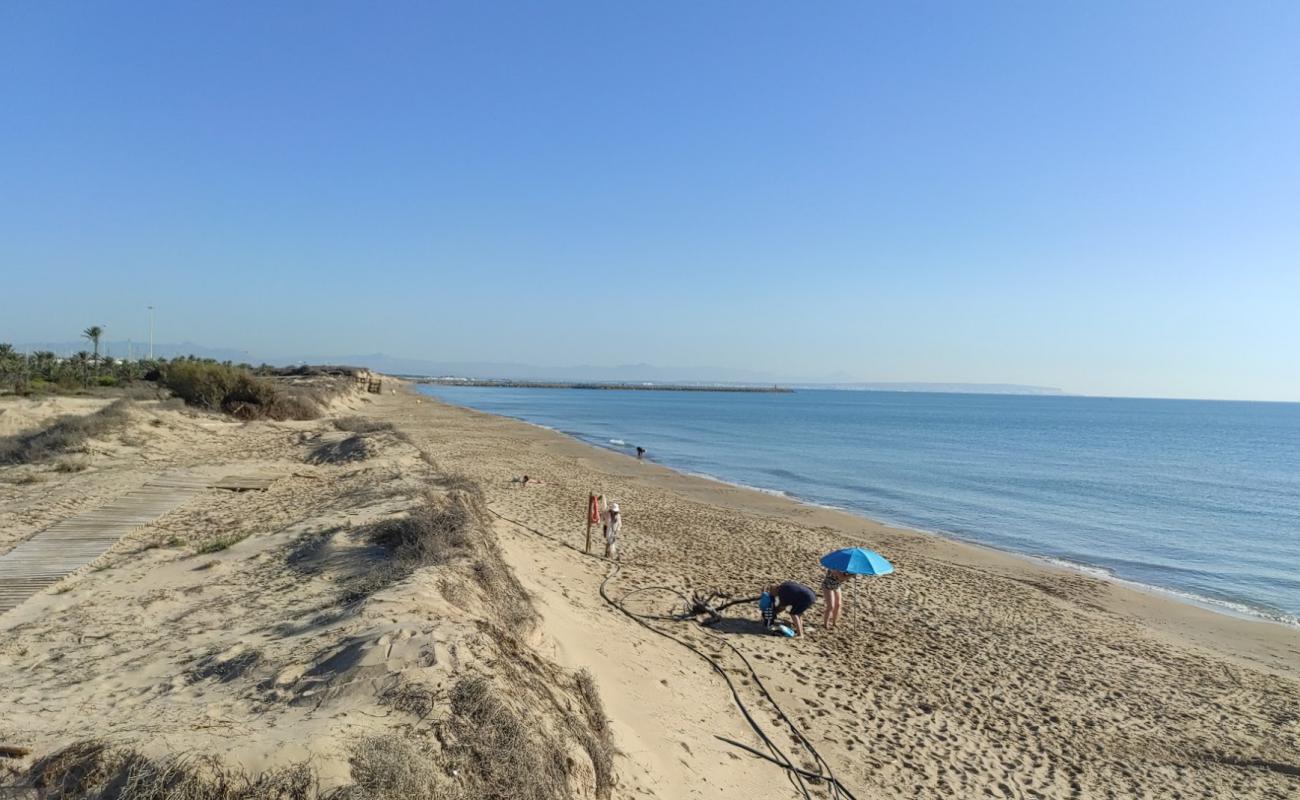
[821,568,852,629]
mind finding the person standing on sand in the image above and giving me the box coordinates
[604,502,622,559]
[821,568,852,629]
[636,446,645,460]
[761,580,817,637]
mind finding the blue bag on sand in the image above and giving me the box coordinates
[758,592,775,628]
[775,625,796,637]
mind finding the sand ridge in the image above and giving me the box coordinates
[0,389,616,798]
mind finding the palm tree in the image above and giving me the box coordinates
[0,344,16,391]
[74,351,92,385]
[82,326,104,360]
[31,351,57,381]
[83,326,104,373]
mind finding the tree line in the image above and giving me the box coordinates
[0,327,269,394]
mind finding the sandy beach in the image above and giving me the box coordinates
[2,379,1298,799]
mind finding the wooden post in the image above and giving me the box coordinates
[585,494,596,553]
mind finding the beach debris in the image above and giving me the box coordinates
[688,590,761,625]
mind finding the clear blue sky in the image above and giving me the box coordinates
[3,2,1298,400]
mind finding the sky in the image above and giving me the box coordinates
[2,2,1298,401]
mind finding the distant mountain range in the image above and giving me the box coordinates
[10,341,1064,396]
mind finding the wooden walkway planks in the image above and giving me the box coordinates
[210,474,280,492]
[0,477,208,616]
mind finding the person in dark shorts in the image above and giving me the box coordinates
[821,568,852,630]
[761,580,817,637]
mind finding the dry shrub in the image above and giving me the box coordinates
[160,361,318,421]
[470,536,539,634]
[573,670,615,796]
[338,478,535,635]
[286,530,333,574]
[431,472,481,499]
[29,742,317,800]
[306,434,370,465]
[187,648,265,684]
[332,417,395,434]
[0,399,130,464]
[379,677,440,720]
[344,673,611,800]
[343,485,537,633]
[342,490,481,602]
[333,737,454,800]
[443,677,568,800]
[263,395,321,421]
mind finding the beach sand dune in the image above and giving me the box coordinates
[2,380,1297,799]
[0,388,615,798]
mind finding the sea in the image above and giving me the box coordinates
[416,385,1300,626]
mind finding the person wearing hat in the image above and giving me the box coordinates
[603,502,622,559]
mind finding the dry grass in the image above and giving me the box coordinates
[333,417,395,435]
[334,737,454,800]
[442,676,570,800]
[341,489,481,602]
[0,399,131,465]
[28,742,318,800]
[470,535,539,634]
[338,481,538,633]
[379,677,440,720]
[306,434,370,465]
[573,670,616,796]
[187,648,265,684]
[194,533,250,555]
[285,530,334,574]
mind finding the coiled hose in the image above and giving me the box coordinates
[487,506,859,800]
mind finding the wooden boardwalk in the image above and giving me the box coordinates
[0,475,211,616]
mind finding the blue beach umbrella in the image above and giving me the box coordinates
[820,547,894,576]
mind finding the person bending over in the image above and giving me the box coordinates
[761,580,817,637]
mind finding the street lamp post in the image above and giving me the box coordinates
[147,306,155,360]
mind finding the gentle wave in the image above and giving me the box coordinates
[681,470,796,499]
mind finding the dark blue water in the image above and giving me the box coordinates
[417,386,1300,625]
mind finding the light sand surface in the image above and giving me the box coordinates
[0,397,115,438]
[386,383,1300,799]
[2,381,1298,799]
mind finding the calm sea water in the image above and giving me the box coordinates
[417,386,1300,625]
